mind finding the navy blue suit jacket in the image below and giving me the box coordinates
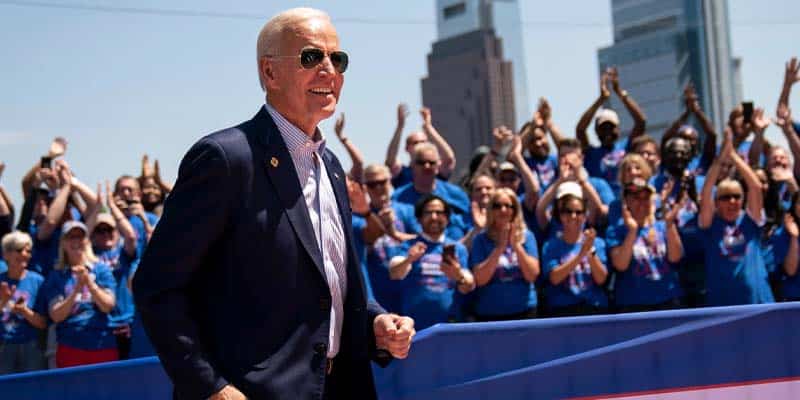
[133,107,388,399]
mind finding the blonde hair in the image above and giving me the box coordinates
[618,153,653,184]
[363,163,391,179]
[412,142,440,164]
[54,232,98,271]
[256,8,331,90]
[486,188,527,245]
[1,231,32,255]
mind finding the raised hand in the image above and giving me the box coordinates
[600,71,611,100]
[54,159,72,187]
[660,177,675,205]
[776,103,792,128]
[622,203,638,231]
[509,134,523,158]
[334,113,346,140]
[346,178,369,215]
[607,66,621,94]
[785,213,799,238]
[784,57,800,89]
[663,194,687,225]
[580,228,597,255]
[720,127,735,159]
[538,98,552,123]
[0,161,4,181]
[397,103,409,126]
[420,107,433,127]
[491,126,513,152]
[407,241,427,263]
[141,154,154,178]
[471,201,487,229]
[752,108,770,133]
[48,137,68,158]
[377,207,396,234]
[684,83,700,112]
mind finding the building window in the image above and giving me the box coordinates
[443,2,466,19]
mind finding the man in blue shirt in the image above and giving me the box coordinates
[388,195,475,330]
[576,67,647,197]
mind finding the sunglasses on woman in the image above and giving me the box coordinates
[266,47,349,73]
[559,208,585,216]
[490,202,515,211]
[717,193,743,201]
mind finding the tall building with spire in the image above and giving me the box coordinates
[598,0,741,139]
[421,0,527,174]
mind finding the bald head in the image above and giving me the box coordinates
[256,8,332,90]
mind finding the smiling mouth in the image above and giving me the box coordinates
[309,87,333,96]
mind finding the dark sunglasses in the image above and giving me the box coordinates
[718,193,743,201]
[491,203,516,211]
[422,210,447,217]
[94,227,115,234]
[365,179,388,189]
[267,48,349,73]
[559,208,585,216]
[415,160,438,167]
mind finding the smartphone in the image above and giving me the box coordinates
[40,156,52,169]
[443,244,456,259]
[742,101,754,123]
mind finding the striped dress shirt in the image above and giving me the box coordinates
[265,103,347,358]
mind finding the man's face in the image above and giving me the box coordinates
[405,132,427,155]
[559,150,584,170]
[115,178,141,202]
[91,223,118,251]
[596,122,620,147]
[677,127,699,154]
[364,170,391,206]
[262,17,343,131]
[664,139,691,174]
[420,199,448,236]
[140,177,162,206]
[470,176,495,207]
[412,149,440,181]
[715,183,744,222]
[635,142,660,171]
[496,170,519,191]
[528,128,549,158]
[768,148,790,170]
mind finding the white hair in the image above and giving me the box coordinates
[1,231,32,255]
[412,142,440,163]
[256,8,331,90]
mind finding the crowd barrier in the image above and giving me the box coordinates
[1,303,798,399]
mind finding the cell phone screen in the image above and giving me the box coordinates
[742,101,754,123]
[40,156,52,169]
[443,244,455,258]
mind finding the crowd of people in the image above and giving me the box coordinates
[2,58,800,376]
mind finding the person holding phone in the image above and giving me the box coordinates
[470,188,540,321]
[389,195,475,330]
[43,221,117,367]
[0,231,47,374]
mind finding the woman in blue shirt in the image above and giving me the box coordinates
[698,130,774,306]
[470,188,540,321]
[770,193,800,300]
[607,178,684,312]
[44,221,117,368]
[0,231,47,374]
[541,187,609,317]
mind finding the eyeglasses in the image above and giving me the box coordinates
[498,176,519,184]
[718,193,743,201]
[414,160,438,167]
[559,208,585,216]
[365,179,388,189]
[422,210,447,217]
[265,47,349,74]
[490,203,516,211]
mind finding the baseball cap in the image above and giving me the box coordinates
[595,108,620,127]
[61,220,88,238]
[556,181,583,200]
[89,213,117,233]
[498,161,517,173]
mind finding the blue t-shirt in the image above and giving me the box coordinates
[392,179,470,215]
[94,242,139,327]
[128,212,158,254]
[469,229,539,316]
[769,226,800,299]
[29,224,62,278]
[1,270,46,344]
[0,260,6,275]
[585,137,630,197]
[43,262,117,350]
[387,237,469,330]
[390,166,413,189]
[541,236,608,308]
[363,203,414,313]
[588,177,616,205]
[605,221,683,306]
[525,154,559,193]
[351,215,375,302]
[702,213,774,306]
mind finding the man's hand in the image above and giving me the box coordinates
[346,178,369,215]
[607,66,621,94]
[600,71,611,100]
[373,313,415,359]
[334,113,346,140]
[579,228,596,256]
[209,384,247,400]
[776,103,792,128]
[440,250,463,281]
[407,241,427,263]
[141,154,154,178]
[784,57,800,89]
[752,108,770,134]
[397,103,409,127]
[48,137,68,158]
[420,107,433,127]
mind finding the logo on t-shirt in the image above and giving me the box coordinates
[1,290,30,333]
[601,149,626,181]
[631,228,668,280]
[536,162,556,188]
[560,250,591,295]
[720,225,746,260]
[494,246,523,283]
[418,253,449,293]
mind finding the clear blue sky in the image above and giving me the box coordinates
[1,0,799,210]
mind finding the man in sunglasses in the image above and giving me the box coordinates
[134,8,414,400]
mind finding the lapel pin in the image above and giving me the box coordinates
[270,157,279,168]
[334,172,340,180]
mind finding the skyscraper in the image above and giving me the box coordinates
[422,0,526,174]
[597,0,740,140]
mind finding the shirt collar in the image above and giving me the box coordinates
[264,102,327,155]
[419,231,445,244]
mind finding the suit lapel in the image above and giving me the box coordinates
[253,108,326,279]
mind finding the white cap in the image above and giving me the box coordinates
[595,108,620,126]
[556,181,583,200]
